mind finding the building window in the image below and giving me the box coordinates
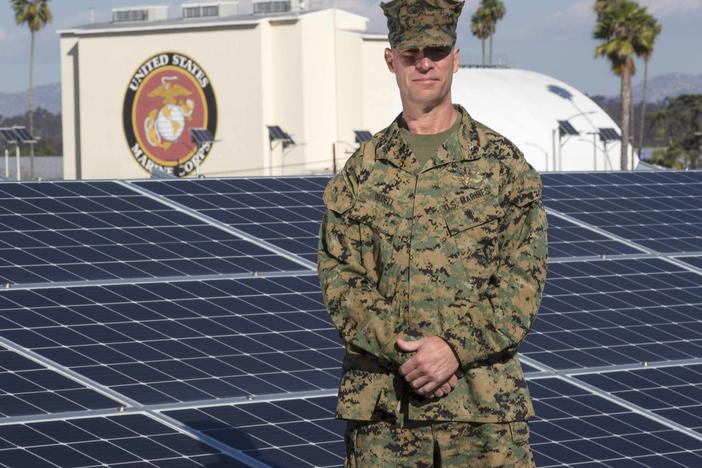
[113,9,148,22]
[202,6,219,17]
[183,6,201,18]
[254,1,290,14]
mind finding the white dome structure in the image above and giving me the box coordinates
[393,67,636,172]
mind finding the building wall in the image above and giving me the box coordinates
[60,9,387,180]
[61,24,273,179]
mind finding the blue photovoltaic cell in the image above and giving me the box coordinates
[542,171,702,254]
[0,413,242,467]
[578,364,702,434]
[166,378,702,468]
[679,256,702,271]
[546,213,642,259]
[528,378,702,467]
[0,274,343,405]
[0,181,303,285]
[137,178,329,263]
[137,178,637,261]
[166,396,344,468]
[0,346,117,417]
[522,257,702,370]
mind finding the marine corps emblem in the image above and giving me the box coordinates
[123,52,217,177]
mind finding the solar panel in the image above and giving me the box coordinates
[0,181,304,284]
[577,364,702,434]
[679,255,702,271]
[542,171,702,254]
[0,413,244,466]
[191,128,214,145]
[353,130,373,144]
[558,120,579,136]
[0,345,118,417]
[522,257,702,370]
[528,378,702,467]
[11,126,36,144]
[0,128,18,145]
[2,171,702,467]
[136,177,329,263]
[599,127,621,141]
[137,179,643,263]
[166,377,702,467]
[0,274,342,405]
[267,126,295,147]
[546,213,644,259]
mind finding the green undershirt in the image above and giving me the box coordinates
[400,113,461,169]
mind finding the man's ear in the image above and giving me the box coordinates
[452,48,460,74]
[384,48,396,73]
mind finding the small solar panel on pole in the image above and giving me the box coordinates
[0,128,21,181]
[0,128,15,178]
[189,128,215,178]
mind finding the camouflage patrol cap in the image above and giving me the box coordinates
[381,0,465,50]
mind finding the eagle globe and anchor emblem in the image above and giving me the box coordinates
[144,76,195,150]
[123,52,217,177]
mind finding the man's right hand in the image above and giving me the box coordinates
[430,373,458,398]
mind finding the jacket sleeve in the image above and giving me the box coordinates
[317,158,418,368]
[440,156,548,369]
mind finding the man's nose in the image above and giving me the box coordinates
[415,55,433,72]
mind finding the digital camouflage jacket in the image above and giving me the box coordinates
[318,105,548,423]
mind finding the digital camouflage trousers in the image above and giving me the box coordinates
[344,418,535,468]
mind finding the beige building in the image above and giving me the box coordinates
[60,2,633,179]
[59,3,396,179]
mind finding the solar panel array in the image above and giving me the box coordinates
[1,170,701,467]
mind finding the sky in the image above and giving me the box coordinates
[0,0,700,96]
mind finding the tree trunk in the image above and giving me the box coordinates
[620,60,632,171]
[489,34,493,66]
[29,30,35,179]
[481,39,486,66]
[638,58,649,157]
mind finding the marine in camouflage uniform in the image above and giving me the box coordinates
[317,0,547,465]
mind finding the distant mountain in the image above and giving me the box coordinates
[630,73,702,103]
[0,83,61,117]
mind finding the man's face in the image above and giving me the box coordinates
[384,46,460,111]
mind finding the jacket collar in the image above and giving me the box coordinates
[374,104,483,174]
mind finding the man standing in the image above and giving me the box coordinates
[318,0,547,465]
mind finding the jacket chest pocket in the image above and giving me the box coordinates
[441,185,503,293]
[347,196,407,299]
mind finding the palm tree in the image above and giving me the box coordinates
[636,11,662,157]
[593,0,650,170]
[11,0,53,179]
[482,0,506,66]
[470,6,492,66]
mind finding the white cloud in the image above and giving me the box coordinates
[638,0,702,17]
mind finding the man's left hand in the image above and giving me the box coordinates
[397,336,459,397]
